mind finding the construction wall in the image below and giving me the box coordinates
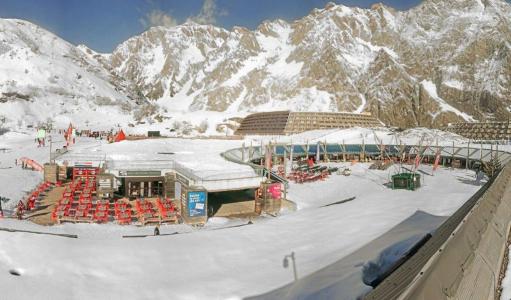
[235,111,290,135]
[284,112,381,134]
[446,121,511,140]
[235,111,381,135]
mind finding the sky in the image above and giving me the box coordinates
[0,0,424,53]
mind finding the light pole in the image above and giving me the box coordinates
[48,134,53,164]
[283,252,298,282]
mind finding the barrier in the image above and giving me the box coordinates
[18,157,43,172]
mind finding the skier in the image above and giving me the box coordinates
[154,224,160,236]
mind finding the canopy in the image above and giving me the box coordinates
[114,129,126,142]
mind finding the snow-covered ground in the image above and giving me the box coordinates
[0,128,493,299]
[0,131,69,209]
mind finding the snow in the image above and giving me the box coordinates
[251,87,335,113]
[421,80,476,122]
[223,21,303,89]
[0,127,491,299]
[141,44,166,80]
[444,79,464,90]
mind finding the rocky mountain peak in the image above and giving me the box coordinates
[1,0,511,132]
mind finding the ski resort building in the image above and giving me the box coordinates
[446,121,511,140]
[235,111,382,135]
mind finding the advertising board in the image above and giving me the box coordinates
[188,191,206,217]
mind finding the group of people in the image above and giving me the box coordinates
[15,158,36,170]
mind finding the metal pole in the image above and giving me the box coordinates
[315,142,320,163]
[49,135,53,164]
[466,140,470,169]
[289,143,293,171]
[480,142,483,162]
[291,252,297,281]
[496,141,499,163]
[451,141,455,169]
[242,142,246,162]
[342,140,346,162]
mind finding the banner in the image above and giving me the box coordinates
[414,155,421,169]
[433,151,441,171]
[188,191,206,217]
[267,183,282,199]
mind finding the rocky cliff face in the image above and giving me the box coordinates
[1,0,510,131]
[109,0,511,128]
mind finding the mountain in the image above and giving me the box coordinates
[1,0,511,132]
[0,19,140,130]
[109,0,511,129]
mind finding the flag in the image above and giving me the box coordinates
[433,151,441,171]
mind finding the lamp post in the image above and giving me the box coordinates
[48,134,53,164]
[283,252,298,282]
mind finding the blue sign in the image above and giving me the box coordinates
[188,191,206,217]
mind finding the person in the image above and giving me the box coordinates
[154,225,160,236]
[16,201,24,220]
[0,199,3,218]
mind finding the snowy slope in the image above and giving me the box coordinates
[0,19,137,130]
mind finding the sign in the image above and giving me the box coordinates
[176,173,190,186]
[124,170,161,177]
[267,183,281,199]
[188,191,206,217]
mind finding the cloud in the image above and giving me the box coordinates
[139,0,227,29]
[140,9,177,28]
[187,0,228,25]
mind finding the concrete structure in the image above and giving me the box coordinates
[235,111,382,135]
[446,121,511,140]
